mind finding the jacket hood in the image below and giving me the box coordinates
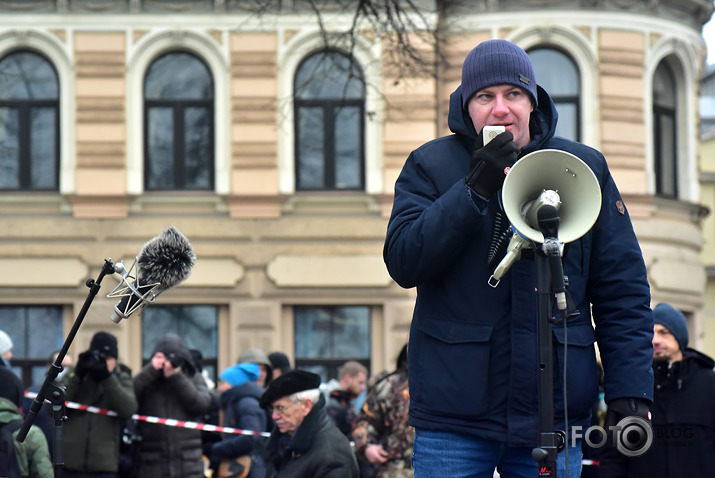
[152,332,195,375]
[654,348,715,390]
[0,396,23,424]
[683,348,715,369]
[448,84,559,155]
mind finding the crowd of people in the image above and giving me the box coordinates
[2,37,715,478]
[0,325,413,478]
[0,310,713,478]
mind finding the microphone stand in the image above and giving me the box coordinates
[16,258,118,478]
[531,206,567,477]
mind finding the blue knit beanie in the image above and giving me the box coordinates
[220,362,260,387]
[653,303,689,352]
[461,39,538,108]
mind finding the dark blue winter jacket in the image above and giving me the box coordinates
[383,84,654,447]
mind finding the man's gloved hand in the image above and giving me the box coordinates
[604,397,651,430]
[466,131,519,198]
[88,361,111,381]
[74,351,92,378]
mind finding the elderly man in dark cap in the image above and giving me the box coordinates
[260,369,358,478]
[602,303,715,477]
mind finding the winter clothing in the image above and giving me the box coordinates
[209,381,268,478]
[133,333,212,478]
[58,355,137,473]
[0,363,23,405]
[326,388,358,437]
[383,79,653,447]
[653,303,689,352]
[0,329,12,368]
[220,363,260,388]
[264,394,358,478]
[259,370,321,409]
[0,366,52,478]
[0,329,12,355]
[607,349,715,477]
[460,39,538,108]
[268,352,291,375]
[353,365,414,478]
[88,331,118,359]
[238,349,273,385]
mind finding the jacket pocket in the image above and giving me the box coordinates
[553,322,598,420]
[413,318,493,417]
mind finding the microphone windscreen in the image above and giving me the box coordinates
[137,226,196,290]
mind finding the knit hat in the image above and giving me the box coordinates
[461,39,538,108]
[0,366,24,407]
[653,303,689,352]
[259,369,321,409]
[238,348,273,383]
[0,330,13,355]
[89,331,118,358]
[220,362,260,387]
[268,351,291,374]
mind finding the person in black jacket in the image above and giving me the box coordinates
[383,38,654,478]
[59,332,137,478]
[600,303,715,477]
[133,333,212,478]
[260,370,359,478]
[205,362,267,478]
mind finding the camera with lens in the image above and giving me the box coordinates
[86,349,106,366]
[166,352,185,369]
[75,348,108,380]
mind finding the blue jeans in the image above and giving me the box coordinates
[413,428,582,478]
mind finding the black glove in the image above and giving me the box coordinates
[466,131,519,198]
[604,397,651,430]
[74,351,92,378]
[603,397,651,463]
[89,362,111,381]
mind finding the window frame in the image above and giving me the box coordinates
[292,304,371,381]
[0,49,60,192]
[526,46,581,142]
[142,50,215,192]
[653,60,678,199]
[293,50,367,192]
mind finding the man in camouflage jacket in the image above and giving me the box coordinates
[353,345,413,478]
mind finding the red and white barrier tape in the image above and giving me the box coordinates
[24,391,270,437]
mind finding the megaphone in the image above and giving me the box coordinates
[489,149,602,286]
[502,149,601,243]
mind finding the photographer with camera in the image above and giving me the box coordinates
[133,332,211,478]
[58,331,137,478]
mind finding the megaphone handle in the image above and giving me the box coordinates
[488,234,527,288]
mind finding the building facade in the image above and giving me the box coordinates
[0,0,712,387]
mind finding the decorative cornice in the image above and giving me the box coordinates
[1,0,711,29]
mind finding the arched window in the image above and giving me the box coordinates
[144,51,214,191]
[294,50,366,191]
[653,60,677,198]
[527,47,581,141]
[0,50,59,191]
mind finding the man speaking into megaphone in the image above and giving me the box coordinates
[383,39,653,478]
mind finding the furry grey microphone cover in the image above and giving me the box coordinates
[137,226,196,290]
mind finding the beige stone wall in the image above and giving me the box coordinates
[700,133,715,355]
[598,29,649,195]
[230,32,279,199]
[0,7,710,373]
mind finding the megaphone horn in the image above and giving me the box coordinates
[502,149,602,244]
